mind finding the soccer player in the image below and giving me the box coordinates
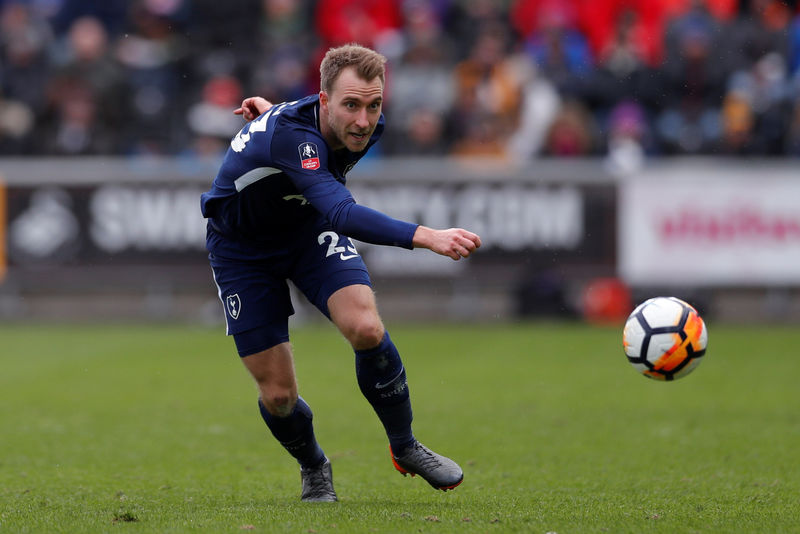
[200,44,481,502]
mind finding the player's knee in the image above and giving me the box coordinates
[260,389,297,417]
[354,331,408,406]
[344,319,384,350]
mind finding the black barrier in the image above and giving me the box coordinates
[2,180,615,275]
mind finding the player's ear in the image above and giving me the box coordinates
[319,90,329,110]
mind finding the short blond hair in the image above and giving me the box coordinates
[319,44,386,93]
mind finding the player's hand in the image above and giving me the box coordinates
[233,97,272,121]
[412,226,482,260]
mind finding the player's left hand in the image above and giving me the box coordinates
[234,97,272,121]
[412,226,482,261]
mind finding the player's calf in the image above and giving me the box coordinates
[354,331,416,453]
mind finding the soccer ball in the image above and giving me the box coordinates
[622,297,707,381]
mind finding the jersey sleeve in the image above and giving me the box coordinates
[270,124,418,249]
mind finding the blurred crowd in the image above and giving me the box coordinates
[1,0,800,162]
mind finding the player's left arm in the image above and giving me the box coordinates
[307,187,481,259]
[271,125,420,249]
[323,196,419,249]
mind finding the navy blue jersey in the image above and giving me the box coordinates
[201,95,417,249]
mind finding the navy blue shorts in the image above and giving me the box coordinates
[208,219,371,355]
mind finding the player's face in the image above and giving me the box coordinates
[320,67,383,152]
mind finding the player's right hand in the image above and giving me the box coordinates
[234,97,273,121]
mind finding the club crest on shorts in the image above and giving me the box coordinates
[226,293,241,320]
[298,142,320,170]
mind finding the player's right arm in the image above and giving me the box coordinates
[268,121,420,248]
[234,97,273,121]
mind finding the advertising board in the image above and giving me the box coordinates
[619,173,800,286]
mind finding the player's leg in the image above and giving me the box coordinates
[289,227,414,449]
[327,285,463,491]
[239,337,323,466]
[240,340,297,416]
[209,250,335,501]
[327,284,415,450]
[292,226,462,490]
[238,335,336,502]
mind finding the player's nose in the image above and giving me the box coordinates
[354,109,370,129]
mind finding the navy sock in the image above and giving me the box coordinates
[355,331,416,454]
[258,396,325,469]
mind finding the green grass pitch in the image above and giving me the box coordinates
[1,321,798,533]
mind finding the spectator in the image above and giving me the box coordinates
[41,75,108,154]
[582,5,663,155]
[716,0,792,78]
[725,51,794,154]
[314,0,403,51]
[185,75,244,156]
[41,16,129,154]
[443,0,507,58]
[542,99,597,157]
[448,24,524,157]
[260,0,315,48]
[113,1,190,154]
[784,91,800,155]
[716,92,757,154]
[604,100,650,174]
[249,0,316,101]
[513,0,594,98]
[0,2,54,115]
[382,1,455,154]
[505,55,563,159]
[578,0,676,68]
[184,0,260,72]
[656,0,727,154]
[0,90,35,154]
[250,45,314,104]
[389,107,450,155]
[50,0,129,37]
[593,7,653,103]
